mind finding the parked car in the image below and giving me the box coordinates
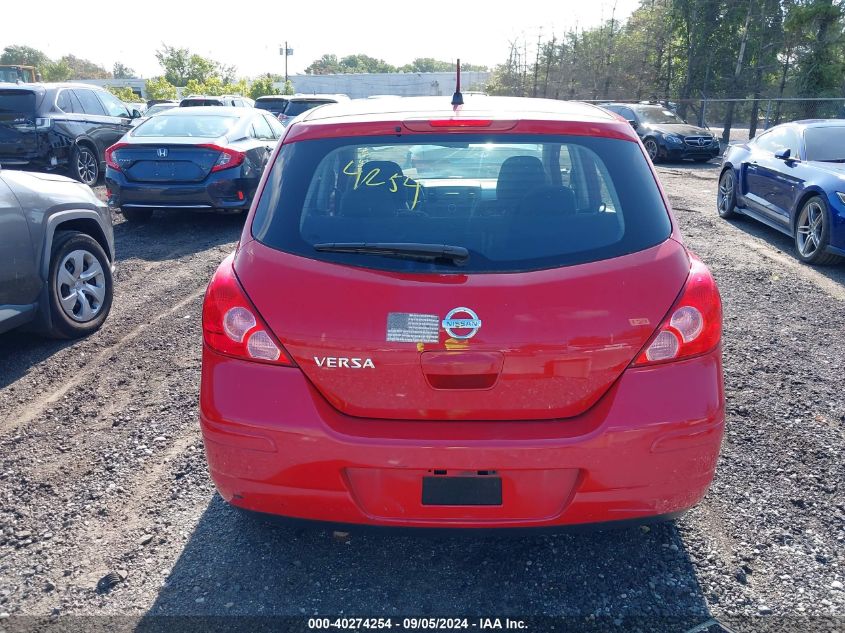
[199,95,724,529]
[125,101,147,115]
[0,167,114,337]
[277,94,350,127]
[105,106,284,222]
[179,95,252,108]
[0,82,142,186]
[718,119,845,265]
[602,102,720,163]
[130,102,178,127]
[254,95,289,117]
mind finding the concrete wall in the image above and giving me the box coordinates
[277,71,491,99]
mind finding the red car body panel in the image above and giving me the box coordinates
[200,345,723,527]
[199,96,725,527]
[235,238,691,421]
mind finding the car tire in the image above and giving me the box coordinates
[47,231,113,338]
[794,196,842,266]
[121,208,154,223]
[643,137,660,163]
[70,144,100,187]
[717,169,738,219]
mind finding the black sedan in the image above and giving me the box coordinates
[602,103,720,163]
[104,107,284,222]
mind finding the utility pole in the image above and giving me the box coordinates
[280,42,294,84]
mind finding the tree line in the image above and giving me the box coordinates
[487,0,845,140]
[1,43,482,101]
[304,55,487,74]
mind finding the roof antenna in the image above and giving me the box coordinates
[451,59,463,107]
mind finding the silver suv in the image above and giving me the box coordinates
[0,168,114,338]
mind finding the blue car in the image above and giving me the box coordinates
[718,120,845,265]
[105,106,284,222]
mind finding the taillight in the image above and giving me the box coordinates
[199,144,246,172]
[634,255,721,366]
[202,254,295,366]
[104,142,129,171]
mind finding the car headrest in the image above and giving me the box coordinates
[517,186,577,216]
[360,161,404,182]
[497,156,548,202]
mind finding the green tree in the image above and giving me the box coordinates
[144,76,178,101]
[400,58,453,72]
[226,78,249,96]
[40,59,73,82]
[283,80,294,95]
[113,62,136,79]
[305,54,341,74]
[155,44,224,85]
[787,0,845,107]
[184,78,206,95]
[249,75,280,99]
[339,54,396,73]
[0,45,49,67]
[107,86,139,102]
[56,54,111,79]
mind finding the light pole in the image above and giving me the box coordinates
[280,42,294,84]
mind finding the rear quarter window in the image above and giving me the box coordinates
[251,134,671,273]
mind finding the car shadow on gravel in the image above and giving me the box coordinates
[112,210,245,263]
[724,215,845,286]
[0,331,74,390]
[656,160,722,172]
[138,496,715,631]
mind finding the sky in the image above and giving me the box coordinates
[2,0,641,79]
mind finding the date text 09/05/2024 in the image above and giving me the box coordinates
[308,618,528,630]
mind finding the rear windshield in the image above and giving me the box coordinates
[0,89,36,116]
[144,104,176,117]
[284,100,332,116]
[803,127,845,161]
[636,108,684,125]
[132,115,237,138]
[180,98,222,107]
[251,134,671,273]
[256,99,287,111]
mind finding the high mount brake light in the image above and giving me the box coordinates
[634,255,722,366]
[198,144,246,172]
[402,119,518,132]
[202,255,295,366]
[104,142,129,171]
[429,119,493,128]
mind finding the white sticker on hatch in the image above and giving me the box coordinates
[386,312,440,343]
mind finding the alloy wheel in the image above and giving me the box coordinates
[76,148,98,185]
[718,171,734,214]
[55,249,106,322]
[644,139,658,161]
[796,201,825,258]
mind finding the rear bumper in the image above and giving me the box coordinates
[105,168,254,210]
[199,346,724,528]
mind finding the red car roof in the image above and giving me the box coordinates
[284,95,639,143]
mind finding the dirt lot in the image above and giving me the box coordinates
[0,164,843,633]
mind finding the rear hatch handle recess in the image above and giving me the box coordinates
[314,242,469,265]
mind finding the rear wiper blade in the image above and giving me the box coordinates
[314,242,469,265]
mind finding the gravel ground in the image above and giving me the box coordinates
[0,166,843,633]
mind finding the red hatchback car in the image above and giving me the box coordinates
[199,95,724,529]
